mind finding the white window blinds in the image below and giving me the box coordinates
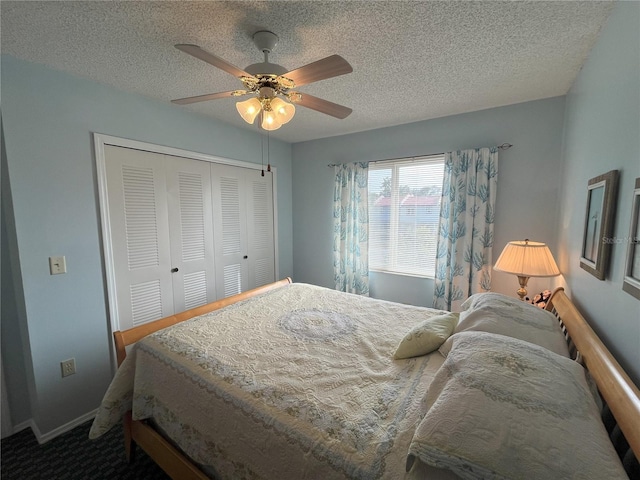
[368,155,445,277]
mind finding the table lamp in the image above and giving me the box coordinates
[494,239,561,301]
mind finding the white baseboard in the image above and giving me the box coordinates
[10,419,32,436]
[9,409,98,444]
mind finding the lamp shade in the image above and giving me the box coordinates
[236,97,262,124]
[260,108,282,131]
[494,240,560,277]
[271,97,295,125]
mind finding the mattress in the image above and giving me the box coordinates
[90,283,452,479]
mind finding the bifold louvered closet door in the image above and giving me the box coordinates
[104,145,275,331]
[211,163,275,298]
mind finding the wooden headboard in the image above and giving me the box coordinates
[546,287,640,475]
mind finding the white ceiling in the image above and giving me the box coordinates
[1,1,614,143]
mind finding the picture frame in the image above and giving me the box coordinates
[580,170,619,280]
[622,177,640,300]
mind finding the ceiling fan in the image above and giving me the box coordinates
[171,31,353,131]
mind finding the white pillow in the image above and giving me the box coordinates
[440,292,569,357]
[393,313,458,359]
[409,332,627,480]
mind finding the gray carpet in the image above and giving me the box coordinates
[1,420,170,479]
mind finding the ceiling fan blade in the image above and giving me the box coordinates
[292,93,352,119]
[175,44,253,79]
[171,90,248,105]
[283,55,353,87]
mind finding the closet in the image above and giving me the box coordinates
[101,142,275,332]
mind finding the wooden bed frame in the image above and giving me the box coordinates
[113,277,292,480]
[111,280,640,479]
[544,287,640,474]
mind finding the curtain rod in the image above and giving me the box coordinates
[327,143,513,168]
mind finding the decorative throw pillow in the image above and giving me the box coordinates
[440,292,569,357]
[394,313,458,359]
[409,332,627,480]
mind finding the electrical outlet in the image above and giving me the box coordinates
[60,358,76,377]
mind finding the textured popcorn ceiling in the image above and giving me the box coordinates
[1,1,614,143]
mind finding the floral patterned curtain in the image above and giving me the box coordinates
[433,147,498,311]
[333,162,369,295]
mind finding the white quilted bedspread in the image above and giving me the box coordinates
[90,283,447,480]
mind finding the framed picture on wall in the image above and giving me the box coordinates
[622,177,640,300]
[580,170,619,280]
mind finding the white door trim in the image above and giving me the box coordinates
[93,133,279,372]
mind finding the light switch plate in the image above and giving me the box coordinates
[49,256,67,275]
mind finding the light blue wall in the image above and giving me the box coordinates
[1,55,293,436]
[1,120,34,427]
[292,97,567,306]
[557,1,640,384]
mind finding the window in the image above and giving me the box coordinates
[368,155,445,277]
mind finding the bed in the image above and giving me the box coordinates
[89,278,640,479]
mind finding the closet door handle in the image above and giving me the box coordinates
[171,267,179,273]
[243,255,248,259]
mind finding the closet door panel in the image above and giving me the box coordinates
[165,155,217,312]
[104,146,174,331]
[246,174,275,289]
[212,164,249,298]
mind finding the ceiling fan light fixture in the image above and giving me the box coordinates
[271,97,295,125]
[261,107,282,131]
[236,97,262,124]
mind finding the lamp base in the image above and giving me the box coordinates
[516,275,530,301]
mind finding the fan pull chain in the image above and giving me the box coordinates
[259,113,265,176]
[267,131,271,172]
